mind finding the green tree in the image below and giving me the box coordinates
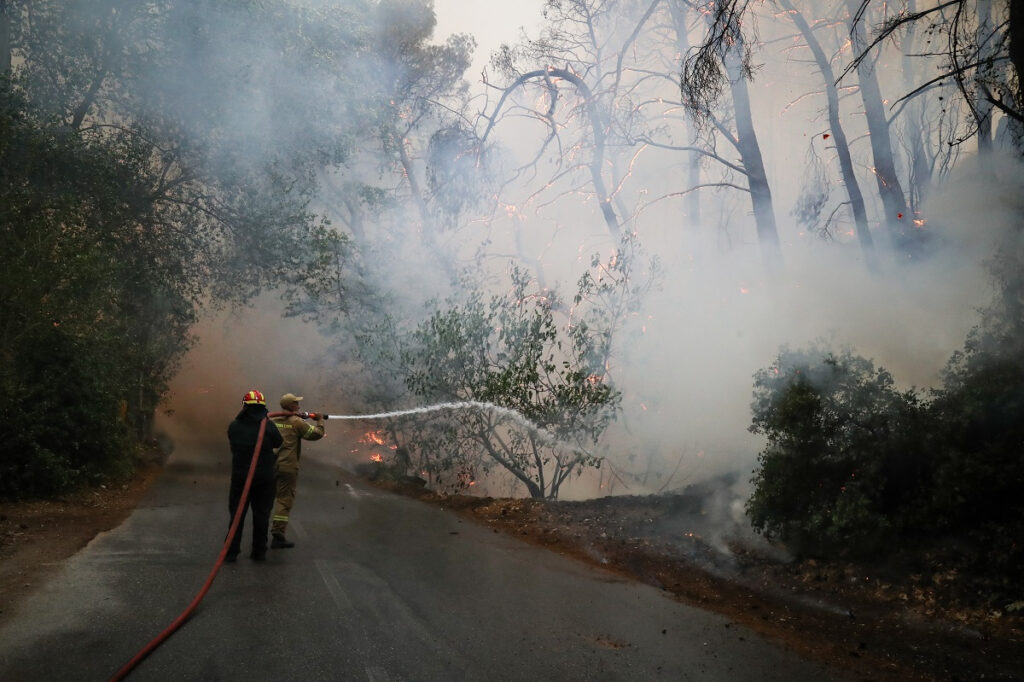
[398,267,620,499]
[0,0,372,496]
[926,240,1024,565]
[746,346,924,556]
[0,87,153,495]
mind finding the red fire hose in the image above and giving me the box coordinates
[111,411,291,681]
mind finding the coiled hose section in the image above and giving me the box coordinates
[111,412,287,681]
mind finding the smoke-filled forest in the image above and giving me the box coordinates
[2,0,1022,580]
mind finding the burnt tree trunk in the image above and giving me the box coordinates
[1012,0,1024,107]
[901,0,933,213]
[724,45,783,271]
[782,0,875,267]
[396,132,458,282]
[668,2,701,229]
[847,0,916,256]
[977,0,994,154]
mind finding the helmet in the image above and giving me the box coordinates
[242,390,266,406]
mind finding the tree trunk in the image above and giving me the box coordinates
[397,133,458,282]
[668,3,701,229]
[483,68,622,240]
[724,46,783,271]
[0,0,12,75]
[901,0,933,213]
[1009,0,1024,154]
[1012,0,1024,106]
[976,0,994,154]
[781,0,874,266]
[847,0,916,256]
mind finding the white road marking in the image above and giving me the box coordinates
[314,559,354,611]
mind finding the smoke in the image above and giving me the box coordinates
[158,296,331,467]
[153,1,1023,523]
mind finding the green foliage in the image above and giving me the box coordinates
[924,241,1024,565]
[749,242,1024,566]
[397,267,620,499]
[0,85,168,496]
[747,346,922,556]
[0,0,377,498]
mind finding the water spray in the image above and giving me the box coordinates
[113,399,591,679]
[302,400,571,451]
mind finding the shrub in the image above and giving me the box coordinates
[746,346,924,557]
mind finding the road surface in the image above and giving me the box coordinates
[0,441,846,681]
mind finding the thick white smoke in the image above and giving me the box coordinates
[162,1,1021,510]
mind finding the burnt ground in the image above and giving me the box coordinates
[1,464,1021,681]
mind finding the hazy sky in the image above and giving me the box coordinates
[432,0,545,77]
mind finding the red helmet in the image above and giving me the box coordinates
[242,390,266,406]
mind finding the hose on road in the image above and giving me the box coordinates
[111,411,288,681]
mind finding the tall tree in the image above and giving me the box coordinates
[844,0,917,255]
[844,0,1024,157]
[680,0,784,270]
[1,0,373,492]
[777,0,875,265]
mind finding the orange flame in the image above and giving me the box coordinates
[359,430,387,446]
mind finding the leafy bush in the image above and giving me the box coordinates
[748,241,1024,568]
[746,346,924,557]
[924,243,1024,567]
[397,267,620,499]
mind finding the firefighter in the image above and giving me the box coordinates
[270,392,325,548]
[226,390,283,562]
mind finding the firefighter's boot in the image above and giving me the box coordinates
[271,533,295,549]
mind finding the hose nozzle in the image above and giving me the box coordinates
[298,411,328,420]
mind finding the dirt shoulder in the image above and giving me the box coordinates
[0,466,161,627]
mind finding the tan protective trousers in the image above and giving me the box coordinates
[272,463,298,536]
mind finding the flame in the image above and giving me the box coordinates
[359,430,387,446]
[370,453,384,463]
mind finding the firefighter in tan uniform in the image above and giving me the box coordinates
[270,393,325,549]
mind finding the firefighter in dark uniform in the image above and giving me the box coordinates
[270,393,325,548]
[226,390,283,562]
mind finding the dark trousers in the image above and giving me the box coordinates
[227,468,275,554]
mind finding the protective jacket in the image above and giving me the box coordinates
[271,414,325,471]
[270,413,324,537]
[226,404,284,556]
[229,405,284,474]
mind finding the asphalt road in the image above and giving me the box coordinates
[0,442,847,681]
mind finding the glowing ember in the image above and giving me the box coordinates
[370,453,384,463]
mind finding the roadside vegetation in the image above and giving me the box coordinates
[2,1,1021,606]
[747,242,1024,581]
